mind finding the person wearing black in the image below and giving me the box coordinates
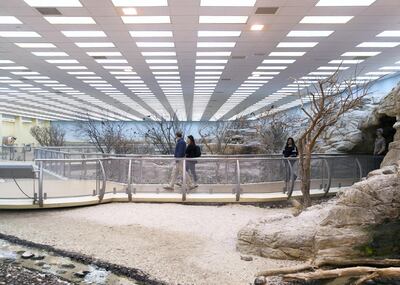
[185,135,199,185]
[283,137,298,184]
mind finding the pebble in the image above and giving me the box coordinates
[240,255,253,261]
[21,251,35,259]
[254,276,266,285]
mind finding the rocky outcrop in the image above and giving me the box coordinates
[237,161,400,263]
[318,81,400,154]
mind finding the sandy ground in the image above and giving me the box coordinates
[0,203,303,285]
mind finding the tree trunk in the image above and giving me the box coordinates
[299,152,312,208]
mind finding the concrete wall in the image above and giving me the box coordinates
[0,114,50,146]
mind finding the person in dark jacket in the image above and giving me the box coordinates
[283,137,298,184]
[185,135,198,184]
[164,131,194,191]
[283,137,298,157]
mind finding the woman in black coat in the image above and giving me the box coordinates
[185,135,198,184]
[282,137,298,183]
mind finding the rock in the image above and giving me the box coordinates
[34,261,46,267]
[21,252,34,259]
[254,276,266,285]
[60,263,76,269]
[74,270,90,278]
[240,255,253,261]
[42,264,51,270]
[56,270,67,275]
[31,255,45,261]
[237,161,400,263]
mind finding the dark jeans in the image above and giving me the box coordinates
[186,161,197,183]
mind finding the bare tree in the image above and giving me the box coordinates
[140,113,191,155]
[296,69,372,207]
[198,120,235,154]
[76,119,135,154]
[30,125,65,146]
[255,111,290,154]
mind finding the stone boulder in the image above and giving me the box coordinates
[237,161,400,263]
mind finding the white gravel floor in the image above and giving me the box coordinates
[0,203,303,285]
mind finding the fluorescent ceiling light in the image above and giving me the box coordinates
[316,0,376,6]
[196,59,228,64]
[0,31,41,37]
[257,66,287,70]
[67,72,95,75]
[111,0,168,6]
[269,52,306,56]
[309,71,335,75]
[62,31,106,37]
[0,16,22,24]
[329,59,364,64]
[198,31,241,37]
[146,59,177,63]
[86,52,122,56]
[103,66,133,69]
[197,42,236,48]
[75,42,115,48]
[262,59,296,64]
[357,42,400,48]
[287,30,334,37]
[365,71,393,75]
[377,31,400,37]
[32,52,69,56]
[379,66,400,70]
[200,0,255,6]
[44,17,95,24]
[195,71,223,74]
[318,66,349,70]
[141,52,176,56]
[149,66,178,69]
[96,59,128,63]
[24,0,82,7]
[252,71,279,75]
[46,59,79,64]
[15,43,56,48]
[121,8,137,15]
[300,16,353,24]
[250,24,264,31]
[196,52,231,56]
[0,66,28,70]
[199,16,248,24]
[121,16,170,24]
[196,66,225,69]
[136,42,174,47]
[0,60,15,64]
[277,42,318,48]
[57,66,87,70]
[129,31,172,37]
[341,51,381,56]
[152,71,179,74]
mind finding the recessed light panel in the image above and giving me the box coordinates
[75,42,115,48]
[377,31,400,37]
[316,0,376,6]
[15,43,56,48]
[269,52,306,56]
[86,52,122,56]
[130,31,173,37]
[287,30,334,37]
[277,42,318,48]
[136,42,174,47]
[300,16,353,24]
[24,0,82,7]
[121,16,170,24]
[199,16,248,24]
[62,31,106,37]
[45,17,96,24]
[329,59,364,64]
[201,0,255,6]
[112,0,168,6]
[197,52,231,56]
[197,42,236,48]
[0,31,41,37]
[263,59,296,64]
[32,52,69,56]
[357,42,400,47]
[341,51,381,56]
[0,16,22,24]
[141,52,176,56]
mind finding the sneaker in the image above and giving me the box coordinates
[163,186,174,191]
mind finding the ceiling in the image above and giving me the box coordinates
[0,0,399,122]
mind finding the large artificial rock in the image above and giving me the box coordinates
[237,161,400,263]
[317,81,400,154]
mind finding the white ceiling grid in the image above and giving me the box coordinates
[0,0,399,121]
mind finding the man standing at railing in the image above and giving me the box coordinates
[164,131,195,191]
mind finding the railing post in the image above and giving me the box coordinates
[323,158,332,196]
[38,161,44,207]
[182,158,187,201]
[127,159,132,201]
[235,159,241,202]
[98,159,106,203]
[225,160,229,184]
[82,154,87,178]
[139,160,143,184]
